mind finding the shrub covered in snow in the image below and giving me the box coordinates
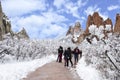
[0,36,75,63]
[78,34,120,80]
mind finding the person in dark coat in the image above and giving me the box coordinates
[64,47,73,67]
[56,46,63,63]
[73,47,80,65]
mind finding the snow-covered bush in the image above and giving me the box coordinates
[78,34,120,80]
[0,35,76,63]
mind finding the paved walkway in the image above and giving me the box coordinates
[23,61,81,80]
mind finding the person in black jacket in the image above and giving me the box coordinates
[64,47,73,67]
[56,46,63,63]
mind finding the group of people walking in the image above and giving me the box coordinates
[56,46,82,67]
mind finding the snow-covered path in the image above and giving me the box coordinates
[23,61,81,80]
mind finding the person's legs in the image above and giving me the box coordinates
[66,59,69,67]
[64,58,67,66]
[76,55,78,63]
[61,54,62,62]
[74,54,77,65]
[70,58,73,67]
[59,53,62,62]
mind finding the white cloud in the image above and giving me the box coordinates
[77,0,88,8]
[41,10,68,24]
[65,2,80,18]
[85,5,108,20]
[107,5,120,11]
[10,11,68,39]
[53,0,65,9]
[1,0,47,17]
[54,0,87,19]
[1,0,69,39]
[99,13,108,20]
[85,5,100,16]
[40,24,67,38]
[66,0,87,18]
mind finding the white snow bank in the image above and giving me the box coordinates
[0,55,56,80]
[76,57,103,80]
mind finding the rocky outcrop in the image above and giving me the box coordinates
[85,12,104,35]
[2,14,11,34]
[104,18,113,26]
[66,26,74,36]
[66,22,82,36]
[0,1,29,40]
[114,14,120,33]
[85,12,113,40]
[92,12,103,27]
[16,28,29,39]
[74,22,81,33]
[103,18,113,39]
[85,15,92,35]
[66,22,84,43]
[0,2,12,40]
[0,1,3,40]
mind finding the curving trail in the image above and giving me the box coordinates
[23,61,81,80]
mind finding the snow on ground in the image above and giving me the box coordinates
[0,54,56,80]
[76,57,103,80]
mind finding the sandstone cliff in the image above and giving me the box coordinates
[85,12,104,35]
[85,12,113,39]
[114,14,120,33]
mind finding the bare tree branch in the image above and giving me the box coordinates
[105,50,120,71]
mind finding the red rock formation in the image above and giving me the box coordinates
[103,18,113,39]
[104,18,113,31]
[114,14,120,33]
[85,12,104,35]
[85,12,114,40]
[92,12,103,27]
[104,18,112,26]
[85,15,93,35]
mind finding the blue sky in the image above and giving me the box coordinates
[1,0,120,39]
